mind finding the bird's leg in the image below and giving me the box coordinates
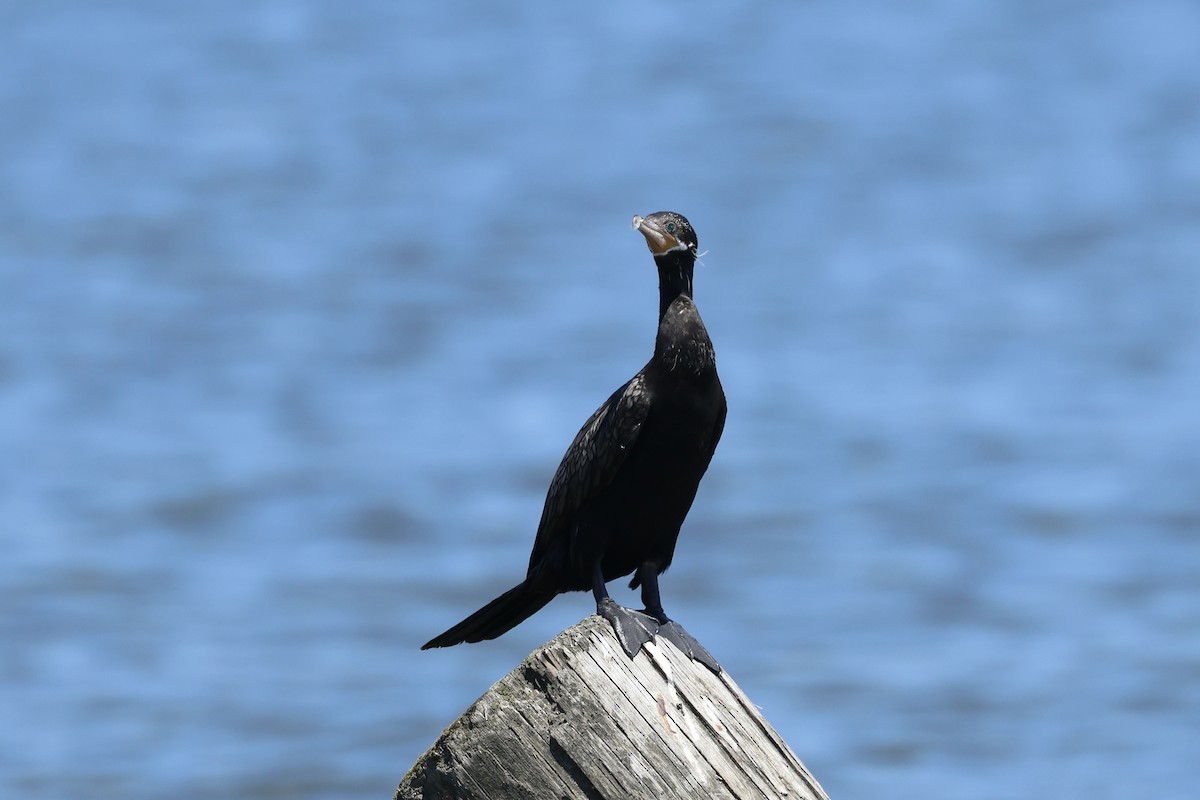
[636,562,668,621]
[593,561,658,658]
[635,563,721,674]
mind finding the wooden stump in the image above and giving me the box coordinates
[398,615,829,799]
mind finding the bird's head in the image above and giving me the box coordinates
[632,212,698,259]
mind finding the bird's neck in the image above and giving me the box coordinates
[655,253,695,321]
[652,253,714,376]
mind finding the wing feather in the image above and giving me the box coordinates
[528,374,650,567]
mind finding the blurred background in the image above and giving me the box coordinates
[2,1,1198,798]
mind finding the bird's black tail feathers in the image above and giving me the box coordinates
[421,582,557,650]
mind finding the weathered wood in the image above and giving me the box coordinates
[398,616,829,800]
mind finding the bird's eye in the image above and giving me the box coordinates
[666,222,677,234]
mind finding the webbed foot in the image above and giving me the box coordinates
[657,620,721,674]
[597,598,659,658]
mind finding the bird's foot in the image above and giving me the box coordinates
[597,598,659,658]
[656,620,722,674]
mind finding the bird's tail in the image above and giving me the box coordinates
[421,582,557,650]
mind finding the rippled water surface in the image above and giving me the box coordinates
[3,2,1199,798]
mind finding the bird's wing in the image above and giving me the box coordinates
[529,373,650,567]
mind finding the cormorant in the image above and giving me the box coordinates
[422,211,726,671]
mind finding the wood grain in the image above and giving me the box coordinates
[398,616,829,799]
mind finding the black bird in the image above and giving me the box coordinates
[422,212,726,671]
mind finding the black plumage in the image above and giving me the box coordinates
[422,212,726,670]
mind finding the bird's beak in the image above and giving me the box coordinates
[632,215,682,256]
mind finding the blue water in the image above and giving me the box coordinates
[3,2,1198,797]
